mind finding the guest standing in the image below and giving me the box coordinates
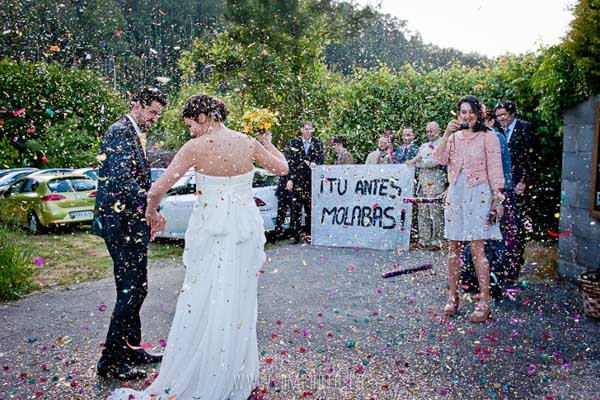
[433,95,505,323]
[285,120,324,244]
[332,135,355,165]
[408,122,446,251]
[365,135,393,164]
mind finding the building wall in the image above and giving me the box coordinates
[558,95,600,281]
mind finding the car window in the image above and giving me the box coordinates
[48,179,74,193]
[9,180,25,194]
[70,178,96,192]
[151,169,164,182]
[85,170,98,180]
[167,175,196,196]
[20,179,39,193]
[0,172,29,185]
[253,170,278,187]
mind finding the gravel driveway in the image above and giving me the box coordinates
[1,244,599,399]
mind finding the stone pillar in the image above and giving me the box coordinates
[558,95,600,281]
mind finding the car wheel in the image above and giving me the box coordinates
[28,212,43,235]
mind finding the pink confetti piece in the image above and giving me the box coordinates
[126,341,154,350]
[159,339,167,347]
[33,256,45,266]
[13,108,26,117]
[97,304,107,312]
[527,364,537,375]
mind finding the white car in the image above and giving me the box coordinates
[155,168,280,239]
[73,167,99,182]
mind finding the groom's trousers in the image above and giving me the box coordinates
[101,238,148,362]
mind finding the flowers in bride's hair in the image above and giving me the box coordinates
[241,108,277,136]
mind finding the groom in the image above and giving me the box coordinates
[93,87,167,380]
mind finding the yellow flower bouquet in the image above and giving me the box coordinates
[241,108,277,136]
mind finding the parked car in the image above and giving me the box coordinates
[73,167,99,182]
[0,174,97,234]
[0,168,39,194]
[33,168,74,175]
[0,169,16,179]
[151,168,165,183]
[155,168,279,239]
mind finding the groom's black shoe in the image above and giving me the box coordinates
[125,349,163,365]
[97,359,146,381]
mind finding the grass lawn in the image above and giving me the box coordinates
[9,225,184,290]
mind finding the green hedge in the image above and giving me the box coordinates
[0,58,126,168]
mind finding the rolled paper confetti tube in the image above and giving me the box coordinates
[382,263,432,278]
[402,197,444,204]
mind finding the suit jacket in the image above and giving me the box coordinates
[285,136,324,193]
[92,116,151,244]
[506,119,538,187]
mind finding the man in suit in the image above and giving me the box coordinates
[285,120,324,244]
[93,87,167,380]
[495,100,539,282]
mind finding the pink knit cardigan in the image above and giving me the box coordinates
[432,130,504,191]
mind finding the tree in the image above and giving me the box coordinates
[178,0,361,146]
[563,0,600,92]
[0,59,125,168]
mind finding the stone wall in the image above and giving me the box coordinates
[558,95,600,281]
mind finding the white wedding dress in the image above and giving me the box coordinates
[108,170,266,400]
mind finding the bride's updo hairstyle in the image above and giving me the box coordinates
[180,94,229,122]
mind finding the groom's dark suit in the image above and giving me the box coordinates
[93,115,152,366]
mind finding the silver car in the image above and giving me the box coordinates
[0,168,39,194]
[155,168,279,239]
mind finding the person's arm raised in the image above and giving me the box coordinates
[253,132,289,176]
[432,120,459,166]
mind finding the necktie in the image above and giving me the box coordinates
[303,141,309,155]
[505,127,511,142]
[138,133,147,157]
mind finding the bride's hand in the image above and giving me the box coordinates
[145,208,166,233]
[256,131,272,145]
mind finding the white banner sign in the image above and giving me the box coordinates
[311,164,415,250]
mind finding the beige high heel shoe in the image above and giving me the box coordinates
[443,295,460,316]
[469,302,493,323]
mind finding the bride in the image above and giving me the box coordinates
[107,94,288,400]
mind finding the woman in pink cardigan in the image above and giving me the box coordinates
[433,95,505,323]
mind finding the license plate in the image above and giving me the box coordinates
[69,211,93,219]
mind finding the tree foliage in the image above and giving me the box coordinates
[0,0,487,91]
[0,58,125,168]
[0,0,224,90]
[563,0,600,92]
